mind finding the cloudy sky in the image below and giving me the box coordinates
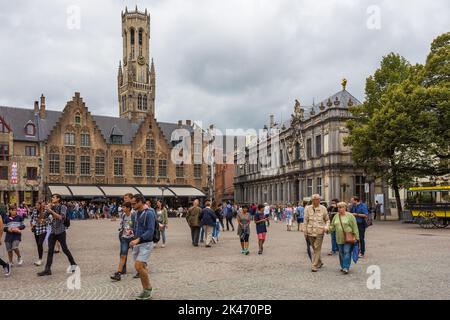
[0,0,448,131]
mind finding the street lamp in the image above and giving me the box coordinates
[157,177,169,206]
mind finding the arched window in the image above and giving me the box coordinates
[130,28,135,45]
[75,113,81,125]
[130,28,135,59]
[143,95,148,110]
[139,29,143,46]
[295,142,301,160]
[138,94,142,110]
[24,123,36,136]
[121,95,127,112]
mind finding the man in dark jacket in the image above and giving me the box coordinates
[186,199,202,247]
[200,200,216,247]
[130,194,156,300]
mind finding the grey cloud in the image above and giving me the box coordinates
[0,0,448,132]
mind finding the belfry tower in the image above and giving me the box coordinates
[118,6,156,121]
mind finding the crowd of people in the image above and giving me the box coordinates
[1,192,371,299]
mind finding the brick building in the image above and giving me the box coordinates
[0,7,209,206]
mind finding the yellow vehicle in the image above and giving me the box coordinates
[406,186,450,229]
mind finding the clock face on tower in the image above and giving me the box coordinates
[138,55,146,66]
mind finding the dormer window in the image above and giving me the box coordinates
[25,122,36,137]
[111,135,123,144]
[110,125,124,145]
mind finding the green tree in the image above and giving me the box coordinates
[345,33,450,218]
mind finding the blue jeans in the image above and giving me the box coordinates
[212,221,221,239]
[331,231,338,253]
[337,244,353,270]
[200,226,204,242]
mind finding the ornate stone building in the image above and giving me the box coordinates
[0,7,208,206]
[234,81,386,206]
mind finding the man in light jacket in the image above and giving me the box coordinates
[304,194,330,272]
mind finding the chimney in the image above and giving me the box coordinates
[269,114,275,128]
[186,120,192,126]
[39,94,46,119]
[34,101,39,114]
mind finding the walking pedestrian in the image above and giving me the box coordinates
[200,201,216,247]
[225,202,235,231]
[156,200,168,248]
[4,205,25,267]
[129,194,156,300]
[296,202,305,231]
[285,204,293,231]
[37,194,77,277]
[328,199,339,256]
[329,202,360,274]
[350,196,369,258]
[254,204,268,255]
[110,202,134,281]
[186,199,202,247]
[237,205,251,255]
[304,194,330,272]
[212,202,222,243]
[30,201,50,266]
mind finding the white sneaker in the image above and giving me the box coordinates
[34,260,42,266]
[3,264,11,277]
[212,237,217,244]
[17,257,24,266]
[69,265,78,273]
[161,244,165,248]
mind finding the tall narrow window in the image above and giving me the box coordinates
[80,156,90,175]
[143,95,148,110]
[134,159,143,176]
[306,138,312,159]
[146,138,155,152]
[355,176,366,202]
[64,133,75,146]
[146,159,155,177]
[121,95,127,112]
[159,159,167,177]
[75,114,81,125]
[194,164,202,178]
[316,177,323,196]
[138,94,143,110]
[307,178,313,197]
[315,135,322,157]
[0,144,9,161]
[95,156,105,176]
[49,153,60,174]
[65,155,76,175]
[139,29,143,45]
[130,28,135,59]
[0,166,7,180]
[80,133,90,147]
[295,143,301,160]
[114,157,123,176]
[176,163,184,178]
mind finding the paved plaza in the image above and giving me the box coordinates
[1,218,449,300]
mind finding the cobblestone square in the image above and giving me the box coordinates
[1,218,449,300]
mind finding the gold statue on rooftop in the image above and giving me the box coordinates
[342,78,347,91]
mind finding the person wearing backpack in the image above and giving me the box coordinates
[37,194,77,277]
[130,194,156,300]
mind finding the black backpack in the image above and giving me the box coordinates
[62,205,71,228]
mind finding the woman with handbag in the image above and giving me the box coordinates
[329,202,360,274]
